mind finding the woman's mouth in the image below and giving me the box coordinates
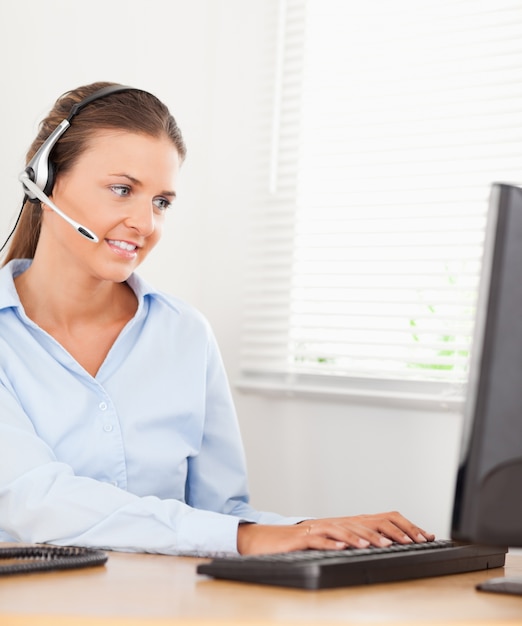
[106,239,139,258]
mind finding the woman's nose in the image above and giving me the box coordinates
[125,202,155,236]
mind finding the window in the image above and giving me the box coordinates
[238,0,522,404]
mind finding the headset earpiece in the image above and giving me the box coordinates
[24,119,70,202]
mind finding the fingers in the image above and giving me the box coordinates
[361,511,436,544]
[299,512,435,550]
[303,520,394,549]
[303,521,367,549]
[237,513,436,556]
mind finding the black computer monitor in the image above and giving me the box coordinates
[451,182,522,548]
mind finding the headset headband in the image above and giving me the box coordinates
[24,84,138,201]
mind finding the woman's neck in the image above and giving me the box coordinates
[13,255,138,377]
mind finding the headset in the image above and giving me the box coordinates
[12,84,140,247]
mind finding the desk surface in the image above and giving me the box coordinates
[1,548,521,625]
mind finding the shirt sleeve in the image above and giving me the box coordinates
[184,328,306,527]
[0,340,304,556]
[0,377,248,555]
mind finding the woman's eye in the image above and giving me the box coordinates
[153,197,172,212]
[111,185,131,197]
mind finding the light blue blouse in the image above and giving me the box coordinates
[0,259,302,555]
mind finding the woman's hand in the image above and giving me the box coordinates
[237,511,435,555]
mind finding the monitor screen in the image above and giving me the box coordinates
[451,182,522,547]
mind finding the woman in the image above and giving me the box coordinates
[0,82,434,555]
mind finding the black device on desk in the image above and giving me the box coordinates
[198,183,522,590]
[197,540,506,590]
[451,182,522,595]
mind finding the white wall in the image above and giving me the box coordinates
[0,0,463,538]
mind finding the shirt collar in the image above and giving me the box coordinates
[0,259,180,315]
[126,272,181,314]
[0,259,29,311]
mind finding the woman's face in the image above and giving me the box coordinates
[42,129,181,283]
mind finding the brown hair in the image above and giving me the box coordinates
[2,81,186,264]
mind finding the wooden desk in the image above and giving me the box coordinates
[1,549,521,625]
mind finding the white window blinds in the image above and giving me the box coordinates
[239,0,522,400]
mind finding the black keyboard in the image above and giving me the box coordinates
[197,540,507,589]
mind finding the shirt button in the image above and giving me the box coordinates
[99,402,108,411]
[103,424,113,433]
